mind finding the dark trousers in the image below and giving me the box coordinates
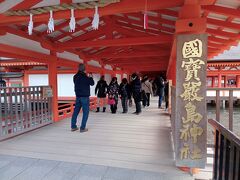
[71,97,89,130]
[142,91,147,107]
[165,95,169,109]
[146,93,150,106]
[121,96,128,113]
[133,93,141,113]
[158,95,163,108]
[110,104,117,113]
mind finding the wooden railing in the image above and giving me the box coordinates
[170,86,240,176]
[207,88,240,179]
[0,86,53,141]
[57,97,98,120]
[207,88,240,132]
[208,119,240,180]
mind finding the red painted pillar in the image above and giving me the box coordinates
[218,74,222,88]
[211,76,214,87]
[236,75,240,88]
[224,76,227,87]
[23,71,29,87]
[48,51,58,122]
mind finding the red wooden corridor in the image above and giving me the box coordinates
[1,0,240,179]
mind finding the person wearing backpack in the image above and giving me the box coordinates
[119,78,131,113]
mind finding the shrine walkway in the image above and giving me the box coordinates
[0,98,195,180]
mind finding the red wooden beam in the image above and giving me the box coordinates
[60,0,72,3]
[0,0,215,26]
[57,35,172,49]
[208,36,232,44]
[124,65,167,71]
[158,9,178,17]
[114,25,150,37]
[87,50,169,59]
[203,5,240,19]
[116,21,175,35]
[207,18,240,31]
[0,43,80,68]
[0,0,185,25]
[62,26,109,44]
[105,58,168,65]
[113,16,175,34]
[206,28,240,39]
[116,18,175,34]
[52,21,92,41]
[11,0,42,10]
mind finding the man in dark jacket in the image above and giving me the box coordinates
[71,64,94,133]
[154,76,165,108]
[130,73,142,115]
[95,75,108,112]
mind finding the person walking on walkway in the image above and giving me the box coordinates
[164,79,169,111]
[154,75,165,109]
[108,77,119,114]
[95,75,108,113]
[130,73,142,115]
[141,75,153,107]
[71,64,94,133]
[119,78,131,113]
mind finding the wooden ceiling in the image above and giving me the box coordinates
[0,0,240,74]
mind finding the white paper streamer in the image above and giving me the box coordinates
[47,10,54,33]
[69,9,76,32]
[28,13,33,35]
[92,6,99,30]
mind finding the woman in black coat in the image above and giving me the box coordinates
[95,75,108,112]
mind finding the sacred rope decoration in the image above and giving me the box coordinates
[92,6,99,30]
[69,9,76,32]
[28,13,33,35]
[47,10,54,33]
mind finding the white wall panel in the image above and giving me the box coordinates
[58,74,75,97]
[105,74,111,85]
[29,73,103,97]
[116,74,121,83]
[29,74,48,86]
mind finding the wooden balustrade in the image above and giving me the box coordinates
[209,119,240,180]
[57,97,99,120]
[0,86,53,141]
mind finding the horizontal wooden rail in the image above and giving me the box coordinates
[57,97,98,120]
[208,119,240,180]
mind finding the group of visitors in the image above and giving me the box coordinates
[95,73,142,115]
[70,63,169,133]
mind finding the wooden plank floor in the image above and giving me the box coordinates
[0,98,193,179]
